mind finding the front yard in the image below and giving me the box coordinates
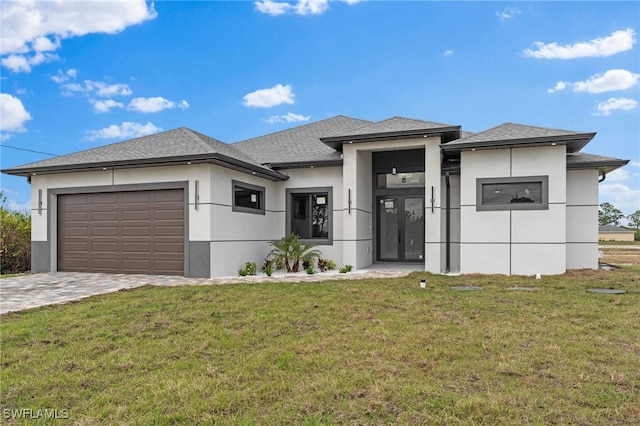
[1,268,639,424]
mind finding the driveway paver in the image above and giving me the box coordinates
[1,269,414,314]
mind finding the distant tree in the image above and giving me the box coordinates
[627,210,640,230]
[0,190,32,274]
[598,202,625,226]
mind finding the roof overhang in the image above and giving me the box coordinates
[1,153,289,182]
[321,126,461,150]
[266,159,343,170]
[567,158,629,174]
[440,133,596,153]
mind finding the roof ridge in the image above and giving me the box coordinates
[233,115,368,144]
[179,128,220,154]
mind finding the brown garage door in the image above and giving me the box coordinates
[58,189,185,275]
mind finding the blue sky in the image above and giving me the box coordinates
[1,0,639,217]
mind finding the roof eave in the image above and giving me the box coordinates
[567,158,629,174]
[267,159,343,170]
[440,133,596,153]
[2,153,289,181]
[321,126,461,150]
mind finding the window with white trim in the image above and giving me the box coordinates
[232,180,265,215]
[476,176,548,211]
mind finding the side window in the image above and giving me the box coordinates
[286,187,332,244]
[476,176,548,211]
[232,180,265,215]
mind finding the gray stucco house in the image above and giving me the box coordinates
[2,115,629,277]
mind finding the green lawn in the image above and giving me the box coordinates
[2,270,639,425]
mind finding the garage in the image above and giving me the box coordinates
[57,189,185,275]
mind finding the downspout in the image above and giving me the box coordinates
[599,172,606,183]
[445,172,451,274]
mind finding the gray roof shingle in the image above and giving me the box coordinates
[599,225,634,233]
[331,116,458,137]
[567,152,629,173]
[232,115,371,165]
[442,122,595,152]
[2,127,288,179]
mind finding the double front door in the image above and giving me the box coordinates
[377,196,425,262]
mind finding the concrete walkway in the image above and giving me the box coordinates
[0,268,417,315]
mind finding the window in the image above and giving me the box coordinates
[377,171,425,189]
[476,176,548,211]
[286,187,332,244]
[232,180,265,215]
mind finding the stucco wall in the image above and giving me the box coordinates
[566,169,599,269]
[599,232,635,242]
[459,145,567,275]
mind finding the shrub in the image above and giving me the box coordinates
[267,233,322,273]
[0,193,31,274]
[264,264,273,277]
[238,269,248,276]
[317,258,336,272]
[244,262,257,276]
[306,266,315,275]
[339,264,353,274]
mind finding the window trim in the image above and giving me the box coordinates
[232,180,265,215]
[476,176,549,211]
[286,187,333,245]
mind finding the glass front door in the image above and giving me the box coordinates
[377,196,424,262]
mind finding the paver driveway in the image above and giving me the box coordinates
[0,269,413,314]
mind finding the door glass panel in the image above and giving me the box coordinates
[378,198,399,260]
[377,172,425,189]
[404,197,424,260]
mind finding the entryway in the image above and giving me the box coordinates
[376,195,425,262]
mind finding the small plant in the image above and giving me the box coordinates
[238,269,248,276]
[306,266,315,274]
[267,233,322,273]
[264,264,273,277]
[302,258,312,270]
[339,264,353,274]
[244,262,257,276]
[317,258,336,272]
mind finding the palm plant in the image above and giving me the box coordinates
[268,233,322,273]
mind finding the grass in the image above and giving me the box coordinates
[2,270,639,425]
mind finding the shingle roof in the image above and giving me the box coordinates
[599,225,634,233]
[566,152,629,173]
[442,122,595,153]
[2,127,286,180]
[232,115,371,165]
[331,116,458,137]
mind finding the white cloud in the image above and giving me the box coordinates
[57,79,133,98]
[127,97,190,113]
[1,0,156,71]
[594,97,638,116]
[51,68,77,84]
[85,121,161,141]
[0,93,32,136]
[524,28,636,59]
[7,199,31,212]
[496,7,521,21]
[91,99,124,113]
[600,182,640,212]
[243,84,295,108]
[549,69,640,94]
[254,0,358,16]
[443,49,454,56]
[606,168,629,182]
[264,112,310,124]
[1,51,58,73]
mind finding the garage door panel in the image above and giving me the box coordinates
[91,211,119,221]
[58,189,185,276]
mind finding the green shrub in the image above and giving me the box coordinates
[635,229,640,241]
[244,261,257,276]
[238,269,248,276]
[306,266,315,274]
[0,193,31,274]
[339,264,353,274]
